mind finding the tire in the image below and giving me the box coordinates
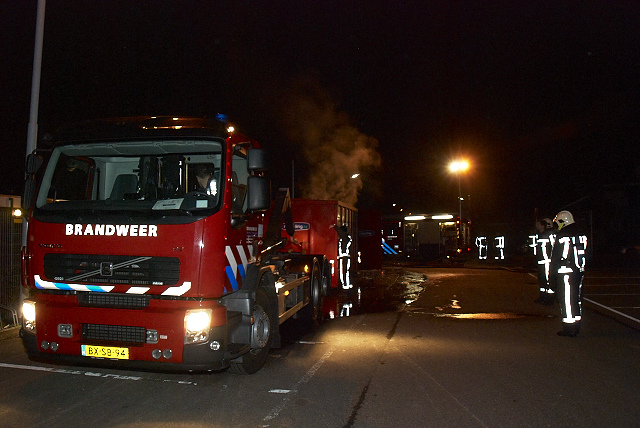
[229,287,273,374]
[319,259,331,319]
[300,260,323,327]
[321,258,331,297]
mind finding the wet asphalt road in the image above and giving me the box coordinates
[0,265,639,427]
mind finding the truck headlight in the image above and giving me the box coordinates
[22,300,36,333]
[184,309,212,344]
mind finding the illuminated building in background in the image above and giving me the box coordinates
[382,213,471,261]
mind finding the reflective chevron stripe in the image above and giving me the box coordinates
[225,245,252,292]
[33,275,191,296]
[34,275,115,292]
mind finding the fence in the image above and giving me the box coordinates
[0,207,21,328]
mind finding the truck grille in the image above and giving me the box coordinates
[78,293,150,309]
[82,324,146,344]
[44,254,180,286]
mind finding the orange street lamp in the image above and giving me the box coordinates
[448,160,469,174]
[448,160,470,221]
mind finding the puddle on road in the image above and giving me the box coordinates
[435,299,461,311]
[322,268,426,319]
[404,310,541,320]
[444,313,539,319]
[321,268,549,321]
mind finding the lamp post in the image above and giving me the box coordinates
[448,160,469,222]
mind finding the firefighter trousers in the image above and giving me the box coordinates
[338,256,351,289]
[536,263,554,303]
[555,271,584,334]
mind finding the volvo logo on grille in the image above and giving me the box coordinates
[100,262,114,276]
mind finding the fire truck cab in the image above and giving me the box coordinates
[20,116,329,374]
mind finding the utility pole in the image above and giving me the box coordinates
[22,0,46,306]
[26,0,46,161]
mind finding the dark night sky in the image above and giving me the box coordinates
[2,1,639,225]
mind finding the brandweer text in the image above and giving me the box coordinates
[65,224,158,237]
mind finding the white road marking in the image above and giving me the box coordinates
[583,298,640,324]
[0,362,197,385]
[261,314,367,426]
[262,349,334,425]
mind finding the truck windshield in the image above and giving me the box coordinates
[35,139,224,215]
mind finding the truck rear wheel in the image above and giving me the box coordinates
[300,261,323,327]
[229,287,273,374]
[321,258,331,297]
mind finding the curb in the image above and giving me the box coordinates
[583,298,640,332]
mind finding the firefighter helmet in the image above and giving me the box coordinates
[554,210,574,230]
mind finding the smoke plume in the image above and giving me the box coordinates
[281,75,381,207]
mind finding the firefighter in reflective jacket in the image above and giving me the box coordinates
[333,224,352,289]
[534,218,556,305]
[549,210,587,337]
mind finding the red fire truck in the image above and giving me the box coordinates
[279,199,357,288]
[20,116,333,374]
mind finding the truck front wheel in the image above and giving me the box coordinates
[229,287,273,374]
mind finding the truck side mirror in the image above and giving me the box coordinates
[247,149,267,172]
[22,153,44,211]
[25,153,44,175]
[247,176,270,212]
[22,179,37,212]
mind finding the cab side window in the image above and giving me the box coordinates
[231,153,248,213]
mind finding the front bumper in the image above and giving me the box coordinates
[20,324,238,372]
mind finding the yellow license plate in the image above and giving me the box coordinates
[81,344,129,360]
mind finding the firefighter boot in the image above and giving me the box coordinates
[542,293,555,306]
[535,292,554,306]
[557,322,579,337]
